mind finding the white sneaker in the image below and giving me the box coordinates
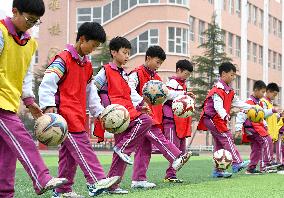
[87,176,120,196]
[108,188,129,194]
[113,146,133,165]
[39,177,68,195]
[277,170,284,175]
[172,151,192,171]
[131,181,156,188]
[52,190,84,198]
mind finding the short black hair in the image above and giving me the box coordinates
[145,46,166,61]
[219,62,236,75]
[76,22,106,43]
[176,59,193,72]
[13,0,45,17]
[253,80,266,90]
[266,82,280,92]
[109,37,131,57]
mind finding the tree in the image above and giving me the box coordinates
[91,42,111,75]
[189,14,232,146]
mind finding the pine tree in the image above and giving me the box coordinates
[189,15,232,145]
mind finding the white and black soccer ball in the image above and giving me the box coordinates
[34,113,68,146]
[172,95,195,118]
[100,104,130,134]
[213,149,233,170]
[142,80,169,105]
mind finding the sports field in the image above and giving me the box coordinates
[15,153,284,198]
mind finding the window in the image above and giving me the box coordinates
[269,15,272,33]
[168,27,188,54]
[247,41,251,60]
[130,29,159,56]
[259,9,263,29]
[93,7,102,24]
[198,20,205,44]
[235,76,241,96]
[35,50,39,64]
[252,6,257,25]
[112,0,120,18]
[103,4,111,23]
[273,17,277,36]
[168,0,187,5]
[222,0,226,10]
[247,3,251,23]
[278,20,282,38]
[208,0,214,4]
[268,50,271,67]
[277,87,282,105]
[259,46,263,65]
[235,0,241,17]
[273,51,277,69]
[229,0,234,14]
[77,8,91,28]
[189,16,195,41]
[235,36,241,58]
[221,30,226,51]
[228,32,233,55]
[278,54,282,71]
[252,43,257,63]
[121,0,129,12]
[247,78,251,98]
[130,0,137,7]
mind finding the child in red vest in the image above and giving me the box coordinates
[0,0,67,196]
[163,59,194,183]
[235,80,278,174]
[39,22,120,197]
[128,46,191,188]
[197,62,251,178]
[94,37,153,194]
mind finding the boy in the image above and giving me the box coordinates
[39,22,120,198]
[94,37,153,194]
[235,80,276,174]
[197,62,251,178]
[0,0,67,197]
[261,83,283,165]
[163,59,193,183]
[128,47,192,188]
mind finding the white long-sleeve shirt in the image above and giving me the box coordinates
[39,57,104,117]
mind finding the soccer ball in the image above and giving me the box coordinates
[247,105,265,123]
[100,104,130,134]
[172,95,195,118]
[142,80,169,105]
[34,113,68,146]
[213,149,233,170]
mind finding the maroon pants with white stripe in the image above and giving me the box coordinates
[107,114,152,188]
[163,122,186,179]
[56,132,106,193]
[0,109,52,197]
[203,117,243,165]
[132,124,182,181]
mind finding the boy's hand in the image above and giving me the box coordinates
[186,92,196,99]
[234,131,242,138]
[44,107,57,114]
[27,103,44,119]
[141,103,152,115]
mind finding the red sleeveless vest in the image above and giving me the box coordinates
[105,64,141,121]
[197,86,235,132]
[134,65,163,125]
[54,51,93,132]
[171,80,192,138]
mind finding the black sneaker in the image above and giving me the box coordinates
[164,177,184,183]
[245,169,262,175]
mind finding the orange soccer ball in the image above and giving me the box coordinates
[247,105,265,123]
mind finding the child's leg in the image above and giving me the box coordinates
[163,123,182,178]
[62,132,106,185]
[275,134,281,163]
[108,114,152,188]
[0,136,17,197]
[0,112,52,194]
[247,134,262,170]
[260,136,273,170]
[55,143,78,193]
[132,138,152,181]
[203,118,242,164]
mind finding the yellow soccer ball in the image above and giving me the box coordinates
[247,105,265,123]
